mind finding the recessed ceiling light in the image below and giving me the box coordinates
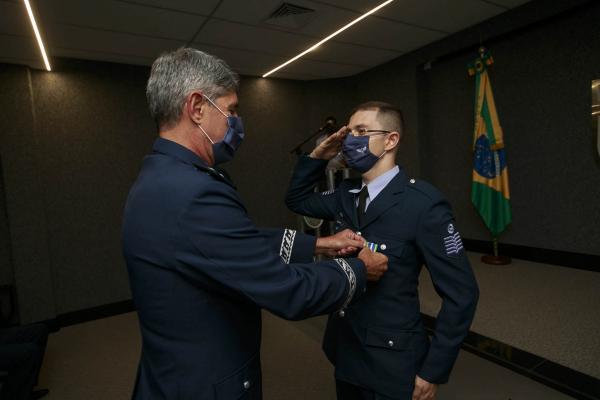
[23,0,51,71]
[262,0,395,78]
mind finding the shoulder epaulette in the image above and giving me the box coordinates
[406,178,442,201]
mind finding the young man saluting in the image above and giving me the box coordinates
[286,101,479,400]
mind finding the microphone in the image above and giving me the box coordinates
[320,118,337,133]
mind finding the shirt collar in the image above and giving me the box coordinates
[349,165,400,200]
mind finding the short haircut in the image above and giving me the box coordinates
[146,48,239,129]
[350,101,404,134]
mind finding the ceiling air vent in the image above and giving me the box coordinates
[263,3,316,30]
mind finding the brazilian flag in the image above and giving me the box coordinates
[468,48,511,237]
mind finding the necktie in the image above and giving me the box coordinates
[357,186,368,226]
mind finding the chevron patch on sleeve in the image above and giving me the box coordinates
[442,223,464,257]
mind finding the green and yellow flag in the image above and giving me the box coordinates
[468,48,511,237]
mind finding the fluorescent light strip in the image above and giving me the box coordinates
[24,0,51,71]
[262,0,395,78]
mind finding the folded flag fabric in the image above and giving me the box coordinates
[468,48,512,237]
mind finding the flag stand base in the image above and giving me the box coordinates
[482,237,511,264]
[481,255,511,265]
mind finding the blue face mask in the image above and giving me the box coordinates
[342,134,386,174]
[198,95,245,165]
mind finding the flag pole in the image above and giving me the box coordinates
[469,47,512,266]
[481,236,511,265]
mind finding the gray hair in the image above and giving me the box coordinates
[146,48,239,129]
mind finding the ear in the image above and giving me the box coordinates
[385,131,401,151]
[187,91,206,125]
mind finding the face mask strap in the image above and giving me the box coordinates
[378,132,398,159]
[197,123,215,144]
[203,94,229,118]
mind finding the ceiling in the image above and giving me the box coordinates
[0,0,530,80]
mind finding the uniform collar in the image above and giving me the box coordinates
[340,166,407,229]
[152,137,209,170]
[152,137,237,188]
[349,165,400,200]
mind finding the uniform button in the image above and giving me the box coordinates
[243,380,250,390]
[338,310,345,317]
[380,244,387,251]
[410,179,416,184]
[388,340,394,347]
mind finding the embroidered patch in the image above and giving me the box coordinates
[447,223,455,234]
[279,229,296,264]
[334,258,357,310]
[442,223,463,257]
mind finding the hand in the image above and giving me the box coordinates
[310,126,349,160]
[315,229,366,257]
[412,376,437,400]
[357,247,388,281]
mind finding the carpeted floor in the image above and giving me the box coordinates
[36,311,574,399]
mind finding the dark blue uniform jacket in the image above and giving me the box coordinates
[286,156,479,398]
[122,139,366,400]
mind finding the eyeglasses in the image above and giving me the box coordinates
[348,127,391,137]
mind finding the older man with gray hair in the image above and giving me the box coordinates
[122,48,387,399]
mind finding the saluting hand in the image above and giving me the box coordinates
[315,229,366,257]
[309,126,349,160]
[358,247,388,281]
[412,376,437,400]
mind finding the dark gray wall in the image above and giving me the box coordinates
[340,0,600,256]
[230,77,310,228]
[0,61,315,323]
[0,65,56,323]
[0,60,156,322]
[31,60,156,317]
[418,4,600,255]
[0,157,13,287]
[304,78,360,134]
